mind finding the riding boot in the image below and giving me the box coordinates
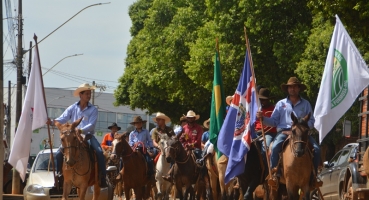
[162,166,173,182]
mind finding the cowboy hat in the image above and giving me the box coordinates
[108,122,121,131]
[226,95,234,105]
[130,116,147,125]
[73,83,97,97]
[179,115,187,123]
[258,88,274,100]
[280,77,307,93]
[203,118,210,129]
[186,110,200,120]
[153,112,171,123]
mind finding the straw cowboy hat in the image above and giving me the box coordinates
[280,77,307,93]
[226,95,234,105]
[130,116,147,125]
[258,88,274,100]
[108,122,121,131]
[153,112,171,123]
[179,115,187,123]
[73,83,97,97]
[186,110,200,120]
[203,118,210,129]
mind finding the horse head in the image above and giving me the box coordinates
[55,117,83,167]
[110,134,130,163]
[158,134,169,157]
[290,112,310,157]
[164,136,182,163]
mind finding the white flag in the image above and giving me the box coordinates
[314,15,369,144]
[8,43,48,181]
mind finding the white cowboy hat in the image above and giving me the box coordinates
[73,83,97,97]
[186,110,200,120]
[153,112,171,123]
[226,95,234,105]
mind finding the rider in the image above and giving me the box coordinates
[101,122,121,151]
[151,112,175,149]
[49,83,108,188]
[174,116,187,136]
[256,77,322,189]
[255,87,277,163]
[128,116,155,179]
[162,110,204,182]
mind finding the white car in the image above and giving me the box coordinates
[23,148,114,200]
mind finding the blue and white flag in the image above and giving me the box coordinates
[217,49,258,183]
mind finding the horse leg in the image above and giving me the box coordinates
[124,186,131,200]
[243,178,260,200]
[92,182,101,200]
[78,186,89,200]
[62,182,73,200]
[176,183,183,200]
[286,183,299,200]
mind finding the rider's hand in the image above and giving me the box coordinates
[83,134,92,142]
[46,118,53,125]
[256,111,263,120]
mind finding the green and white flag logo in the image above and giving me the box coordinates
[331,49,348,108]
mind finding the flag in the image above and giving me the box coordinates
[217,49,258,183]
[314,15,369,144]
[209,50,226,159]
[8,42,48,181]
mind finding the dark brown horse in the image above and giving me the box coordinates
[110,134,153,200]
[164,137,205,200]
[55,118,100,200]
[272,113,312,200]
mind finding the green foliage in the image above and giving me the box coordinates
[116,0,369,136]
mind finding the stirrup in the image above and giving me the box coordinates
[268,176,279,191]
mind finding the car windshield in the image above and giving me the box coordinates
[33,152,57,172]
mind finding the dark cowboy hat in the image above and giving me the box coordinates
[130,116,147,125]
[108,122,121,130]
[258,88,274,100]
[179,115,187,123]
[280,77,307,93]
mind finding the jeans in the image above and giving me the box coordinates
[270,132,320,174]
[260,133,277,168]
[144,153,154,176]
[55,135,106,181]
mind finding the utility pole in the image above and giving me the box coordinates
[13,0,23,194]
[92,81,95,105]
[7,81,11,148]
[1,0,5,197]
[28,42,32,81]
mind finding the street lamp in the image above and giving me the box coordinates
[42,53,83,76]
[24,2,111,53]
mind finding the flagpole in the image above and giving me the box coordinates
[244,26,272,178]
[33,34,58,189]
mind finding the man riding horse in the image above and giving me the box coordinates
[162,110,204,182]
[128,116,155,180]
[48,83,108,188]
[151,112,175,157]
[101,122,121,151]
[256,77,322,190]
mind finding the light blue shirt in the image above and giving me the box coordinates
[129,128,153,148]
[174,126,183,135]
[263,96,315,130]
[55,101,97,135]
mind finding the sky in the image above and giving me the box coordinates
[3,0,136,93]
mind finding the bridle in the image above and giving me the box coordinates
[290,124,309,157]
[166,141,190,164]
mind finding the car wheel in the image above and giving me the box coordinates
[310,188,321,200]
[345,176,358,200]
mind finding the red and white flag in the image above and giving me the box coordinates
[8,41,48,181]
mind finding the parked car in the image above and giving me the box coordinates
[311,143,359,200]
[23,148,114,200]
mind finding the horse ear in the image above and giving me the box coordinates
[303,112,311,122]
[54,121,61,129]
[71,117,83,129]
[291,112,298,125]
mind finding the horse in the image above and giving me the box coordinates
[270,113,313,200]
[103,147,124,200]
[237,137,268,200]
[164,136,205,200]
[110,133,154,200]
[155,134,173,200]
[55,118,100,200]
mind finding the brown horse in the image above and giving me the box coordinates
[272,113,312,200]
[55,118,100,200]
[110,134,153,200]
[165,137,206,200]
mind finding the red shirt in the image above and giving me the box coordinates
[179,123,203,149]
[255,105,277,133]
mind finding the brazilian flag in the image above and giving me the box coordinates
[209,50,226,159]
